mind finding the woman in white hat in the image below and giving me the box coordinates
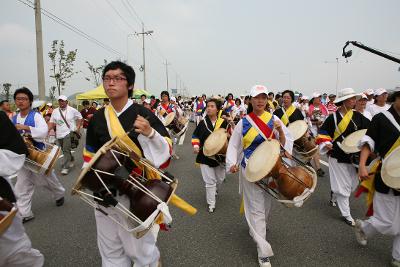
[316,88,370,226]
[366,88,390,117]
[356,88,400,267]
[191,98,229,213]
[355,94,372,120]
[226,85,293,267]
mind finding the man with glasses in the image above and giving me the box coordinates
[48,95,82,175]
[12,87,65,223]
[83,61,172,267]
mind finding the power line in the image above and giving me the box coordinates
[104,0,138,33]
[17,0,125,57]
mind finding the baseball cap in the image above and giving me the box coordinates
[312,92,321,98]
[374,88,388,96]
[58,95,68,101]
[250,85,268,97]
[46,102,53,106]
[170,96,176,102]
[364,89,374,96]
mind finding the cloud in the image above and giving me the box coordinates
[0,23,35,47]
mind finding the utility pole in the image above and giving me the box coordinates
[34,0,46,100]
[163,60,171,93]
[135,23,153,91]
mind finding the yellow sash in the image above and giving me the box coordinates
[105,105,197,216]
[281,105,296,126]
[360,136,400,209]
[333,110,353,141]
[214,110,224,131]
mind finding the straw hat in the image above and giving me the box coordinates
[381,146,400,190]
[245,139,281,182]
[334,88,358,104]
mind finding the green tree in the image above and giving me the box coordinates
[48,40,78,96]
[85,59,107,87]
[49,86,57,103]
[1,83,12,101]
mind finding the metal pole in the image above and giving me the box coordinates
[164,60,170,93]
[141,23,147,91]
[34,0,46,100]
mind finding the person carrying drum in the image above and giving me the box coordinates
[83,61,172,267]
[11,87,65,223]
[0,111,44,267]
[156,91,176,124]
[226,85,293,267]
[274,90,325,176]
[316,88,370,226]
[191,97,229,213]
[355,88,400,267]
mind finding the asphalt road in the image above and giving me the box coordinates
[22,123,393,267]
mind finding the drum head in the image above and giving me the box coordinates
[287,120,308,141]
[339,129,367,154]
[381,146,400,190]
[245,139,281,182]
[203,129,228,157]
[163,113,175,126]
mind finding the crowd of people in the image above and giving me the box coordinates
[0,60,399,267]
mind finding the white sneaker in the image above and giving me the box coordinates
[354,219,367,246]
[258,257,271,267]
[61,168,69,175]
[208,205,215,213]
[69,162,74,168]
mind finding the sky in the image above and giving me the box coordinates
[1,0,399,99]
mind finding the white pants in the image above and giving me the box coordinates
[200,164,225,208]
[0,212,44,267]
[328,157,358,218]
[195,115,203,126]
[241,172,274,258]
[95,195,160,267]
[15,168,65,217]
[360,191,400,261]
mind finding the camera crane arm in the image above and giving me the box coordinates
[342,41,400,64]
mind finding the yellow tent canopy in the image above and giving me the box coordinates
[76,85,152,100]
[76,84,107,100]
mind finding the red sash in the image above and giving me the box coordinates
[248,112,275,139]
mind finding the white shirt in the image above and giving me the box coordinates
[366,103,390,117]
[15,112,48,142]
[50,105,82,139]
[361,110,372,120]
[231,105,246,118]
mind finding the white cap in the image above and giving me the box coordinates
[302,96,309,100]
[250,85,268,97]
[170,96,176,102]
[374,88,387,96]
[46,102,53,106]
[58,95,68,101]
[312,92,321,98]
[364,89,374,95]
[357,93,368,100]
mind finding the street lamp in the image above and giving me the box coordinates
[135,23,153,91]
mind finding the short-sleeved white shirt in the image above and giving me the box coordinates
[50,105,83,139]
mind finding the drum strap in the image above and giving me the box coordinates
[281,105,296,126]
[382,110,400,133]
[246,112,274,141]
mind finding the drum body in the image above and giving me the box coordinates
[24,137,61,175]
[164,112,188,136]
[294,134,318,159]
[245,139,317,207]
[73,137,176,237]
[0,199,17,236]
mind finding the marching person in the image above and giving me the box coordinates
[325,94,338,114]
[223,93,235,113]
[0,110,44,267]
[226,85,293,267]
[308,92,329,137]
[80,100,97,135]
[355,88,400,267]
[0,99,16,119]
[355,94,372,120]
[12,87,65,223]
[83,61,172,267]
[193,95,206,125]
[316,88,370,226]
[367,88,390,117]
[48,95,83,175]
[230,98,246,124]
[192,97,229,213]
[156,90,176,124]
